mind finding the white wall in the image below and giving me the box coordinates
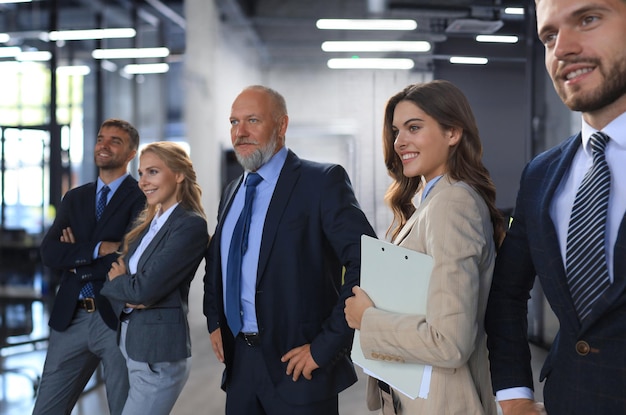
[184,0,432,236]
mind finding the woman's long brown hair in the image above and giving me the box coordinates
[382,80,505,248]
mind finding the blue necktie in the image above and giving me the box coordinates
[566,132,612,320]
[80,185,110,299]
[95,185,110,221]
[225,173,262,335]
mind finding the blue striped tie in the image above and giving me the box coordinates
[566,132,611,320]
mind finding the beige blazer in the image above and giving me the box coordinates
[360,176,497,415]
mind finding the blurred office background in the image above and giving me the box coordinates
[1,0,571,412]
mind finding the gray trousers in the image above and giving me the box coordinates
[119,320,190,415]
[33,309,129,415]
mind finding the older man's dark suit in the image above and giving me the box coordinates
[204,150,376,406]
[41,175,145,331]
[485,133,626,414]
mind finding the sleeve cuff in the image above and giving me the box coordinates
[496,387,534,401]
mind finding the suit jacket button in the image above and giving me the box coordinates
[576,340,590,356]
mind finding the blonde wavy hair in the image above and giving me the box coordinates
[120,141,206,258]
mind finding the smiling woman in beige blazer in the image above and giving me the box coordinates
[345,80,505,415]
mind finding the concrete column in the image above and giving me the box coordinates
[184,0,221,229]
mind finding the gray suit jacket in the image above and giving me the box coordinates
[360,176,497,415]
[101,205,209,364]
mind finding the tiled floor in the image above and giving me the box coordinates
[1,273,546,415]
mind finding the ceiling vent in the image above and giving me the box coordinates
[445,18,503,34]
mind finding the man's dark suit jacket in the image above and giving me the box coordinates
[485,133,626,414]
[41,175,145,331]
[204,150,376,406]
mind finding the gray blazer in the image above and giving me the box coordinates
[101,205,209,364]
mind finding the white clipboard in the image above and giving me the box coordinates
[352,234,434,400]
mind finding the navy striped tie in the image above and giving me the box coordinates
[225,173,262,335]
[566,131,611,321]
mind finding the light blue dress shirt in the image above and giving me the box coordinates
[221,147,288,333]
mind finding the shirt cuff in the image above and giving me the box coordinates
[496,387,534,401]
[93,242,102,259]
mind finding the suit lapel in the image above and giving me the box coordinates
[256,150,301,284]
[537,135,584,330]
[95,176,138,232]
[135,206,184,271]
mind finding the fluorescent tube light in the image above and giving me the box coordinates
[476,35,519,43]
[17,50,52,61]
[49,28,136,41]
[123,63,169,74]
[0,33,9,43]
[322,41,431,53]
[327,58,414,70]
[0,0,31,3]
[92,47,169,59]
[504,7,524,15]
[56,65,91,76]
[316,19,417,31]
[449,56,488,65]
[0,46,21,58]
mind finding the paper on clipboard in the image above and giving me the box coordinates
[352,234,434,400]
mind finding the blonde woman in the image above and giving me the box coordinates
[102,142,209,415]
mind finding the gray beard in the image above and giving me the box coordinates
[236,138,278,172]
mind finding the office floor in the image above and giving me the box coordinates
[1,273,546,415]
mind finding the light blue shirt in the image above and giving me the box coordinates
[422,175,443,202]
[93,174,129,259]
[498,112,626,402]
[221,147,288,333]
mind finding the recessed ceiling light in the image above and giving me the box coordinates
[504,7,524,15]
[92,47,169,59]
[449,56,488,65]
[17,50,52,61]
[49,28,136,41]
[316,19,417,31]
[322,41,431,53]
[476,35,519,44]
[123,63,169,74]
[56,65,91,76]
[327,58,414,70]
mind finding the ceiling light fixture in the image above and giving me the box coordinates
[56,65,91,76]
[0,33,10,43]
[0,0,31,3]
[49,28,136,41]
[123,63,169,74]
[504,7,524,15]
[0,46,21,58]
[92,47,169,59]
[316,19,417,31]
[16,50,52,61]
[475,35,519,44]
[449,56,488,65]
[327,58,414,70]
[322,41,431,53]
